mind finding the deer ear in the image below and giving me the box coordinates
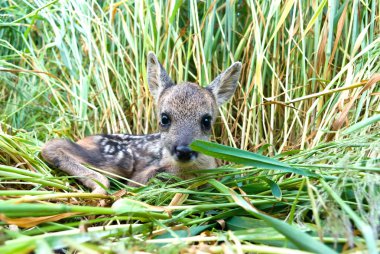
[147,52,175,102]
[206,62,242,106]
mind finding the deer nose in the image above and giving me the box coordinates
[174,145,197,162]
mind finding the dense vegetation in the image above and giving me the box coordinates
[0,0,379,253]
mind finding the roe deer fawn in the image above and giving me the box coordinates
[41,52,242,194]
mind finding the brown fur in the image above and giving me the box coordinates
[41,52,242,194]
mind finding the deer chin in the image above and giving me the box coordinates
[171,154,218,181]
[175,153,217,171]
[170,156,197,170]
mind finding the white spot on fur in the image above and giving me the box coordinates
[116,151,124,161]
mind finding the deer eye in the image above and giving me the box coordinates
[160,113,171,127]
[201,115,212,131]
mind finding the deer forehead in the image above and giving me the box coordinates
[158,82,217,118]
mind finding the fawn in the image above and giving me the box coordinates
[41,52,242,194]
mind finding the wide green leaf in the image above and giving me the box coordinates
[190,140,318,177]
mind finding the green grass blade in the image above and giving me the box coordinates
[343,114,380,135]
[208,179,337,254]
[321,180,378,254]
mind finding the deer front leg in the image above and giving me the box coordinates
[41,139,110,194]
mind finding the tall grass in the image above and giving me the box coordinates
[1,0,378,150]
[0,0,379,253]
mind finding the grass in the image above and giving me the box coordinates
[0,0,379,253]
